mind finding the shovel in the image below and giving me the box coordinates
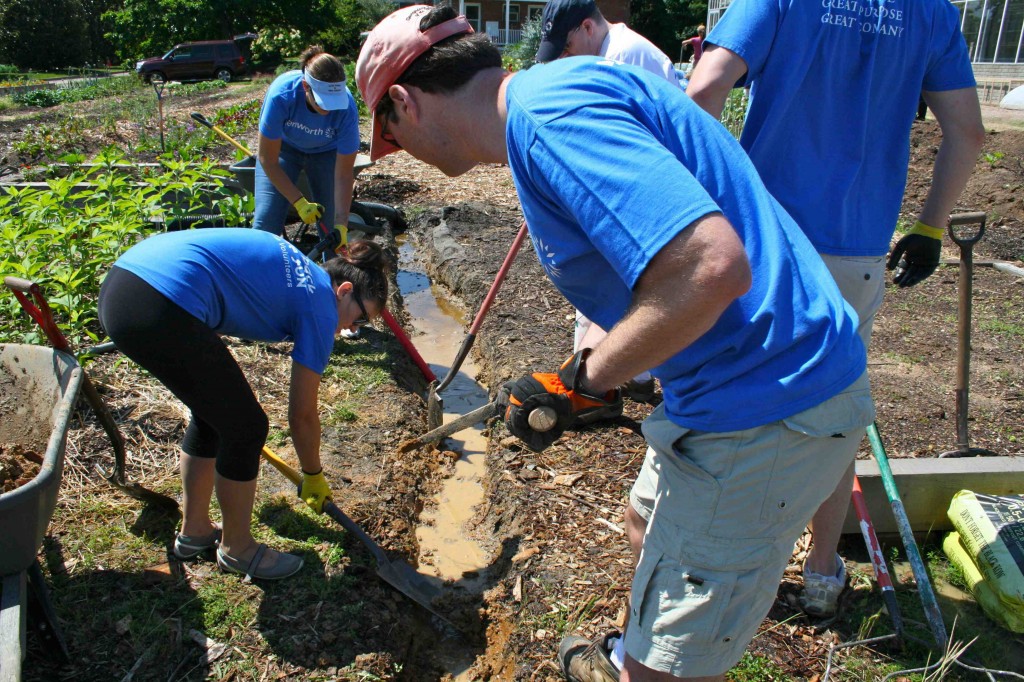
[259,445,456,630]
[399,400,557,453]
[190,111,253,157]
[939,211,998,458]
[427,221,529,430]
[4,276,180,512]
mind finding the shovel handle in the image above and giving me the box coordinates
[190,111,253,156]
[190,111,213,128]
[261,446,302,485]
[947,211,986,247]
[4,276,71,352]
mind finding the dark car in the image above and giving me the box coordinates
[136,38,252,84]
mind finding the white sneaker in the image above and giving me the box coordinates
[800,553,846,617]
[340,328,360,339]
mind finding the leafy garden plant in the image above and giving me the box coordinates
[0,147,247,347]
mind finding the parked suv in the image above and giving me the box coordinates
[136,39,251,83]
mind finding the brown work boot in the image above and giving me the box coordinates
[558,631,621,682]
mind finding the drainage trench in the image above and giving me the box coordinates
[396,236,493,591]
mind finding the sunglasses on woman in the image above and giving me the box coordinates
[352,290,372,327]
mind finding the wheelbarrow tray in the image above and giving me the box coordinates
[0,344,83,576]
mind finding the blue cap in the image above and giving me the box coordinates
[535,0,597,63]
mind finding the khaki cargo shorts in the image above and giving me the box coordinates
[820,253,886,350]
[625,372,874,677]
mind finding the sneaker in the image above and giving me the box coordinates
[622,377,656,403]
[340,328,360,339]
[558,631,621,682]
[800,553,847,617]
[216,544,304,581]
[572,394,624,426]
[172,526,221,560]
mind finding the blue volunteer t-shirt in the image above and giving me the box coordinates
[113,229,338,374]
[259,70,360,155]
[505,57,866,432]
[708,0,975,256]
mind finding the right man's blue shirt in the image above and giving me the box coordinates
[505,58,866,432]
[707,0,976,256]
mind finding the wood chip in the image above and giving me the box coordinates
[596,517,625,534]
[512,546,541,563]
[513,575,523,602]
[552,472,584,487]
[190,629,230,665]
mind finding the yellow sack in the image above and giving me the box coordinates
[943,532,1024,633]
[948,490,1024,608]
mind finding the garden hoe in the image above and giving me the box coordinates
[939,211,999,458]
[259,445,458,631]
[426,221,529,431]
[153,77,166,152]
[4,276,180,512]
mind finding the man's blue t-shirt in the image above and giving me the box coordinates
[506,57,866,432]
[708,0,975,256]
[113,229,338,374]
[259,70,360,155]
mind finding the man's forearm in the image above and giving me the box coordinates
[918,135,984,229]
[581,215,751,394]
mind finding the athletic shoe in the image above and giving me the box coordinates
[800,553,847,617]
[622,377,656,403]
[558,631,621,682]
[216,544,303,581]
[172,527,221,560]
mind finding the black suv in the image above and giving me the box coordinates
[136,38,251,83]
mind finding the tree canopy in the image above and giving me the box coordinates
[630,0,708,61]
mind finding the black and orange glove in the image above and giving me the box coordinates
[504,350,620,452]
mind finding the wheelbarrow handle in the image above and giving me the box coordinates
[3,276,71,353]
[947,211,986,247]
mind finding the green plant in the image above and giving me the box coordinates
[721,88,750,140]
[0,147,245,346]
[344,62,368,118]
[983,151,1005,168]
[503,17,543,72]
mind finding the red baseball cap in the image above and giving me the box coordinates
[356,5,473,161]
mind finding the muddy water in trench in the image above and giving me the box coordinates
[397,238,493,590]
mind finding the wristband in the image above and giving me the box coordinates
[908,220,944,241]
[302,468,322,476]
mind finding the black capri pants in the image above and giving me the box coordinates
[98,266,269,481]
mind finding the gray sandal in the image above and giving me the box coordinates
[172,527,222,560]
[216,544,303,581]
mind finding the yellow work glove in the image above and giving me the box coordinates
[293,196,324,225]
[298,469,332,513]
[337,223,348,249]
[887,220,943,288]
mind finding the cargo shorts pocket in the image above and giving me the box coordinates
[630,549,738,652]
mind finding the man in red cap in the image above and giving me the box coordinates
[357,7,873,681]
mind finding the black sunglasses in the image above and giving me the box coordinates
[351,290,372,327]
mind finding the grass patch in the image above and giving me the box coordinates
[727,652,788,681]
[979,318,1024,336]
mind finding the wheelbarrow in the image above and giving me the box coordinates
[0,344,83,680]
[4,277,179,511]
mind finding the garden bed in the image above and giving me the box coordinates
[3,83,1024,680]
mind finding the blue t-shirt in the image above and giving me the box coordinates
[114,229,338,374]
[708,0,975,256]
[505,57,866,432]
[259,70,360,155]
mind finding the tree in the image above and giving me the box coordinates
[630,0,706,61]
[0,0,91,69]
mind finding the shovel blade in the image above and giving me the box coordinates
[427,380,443,431]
